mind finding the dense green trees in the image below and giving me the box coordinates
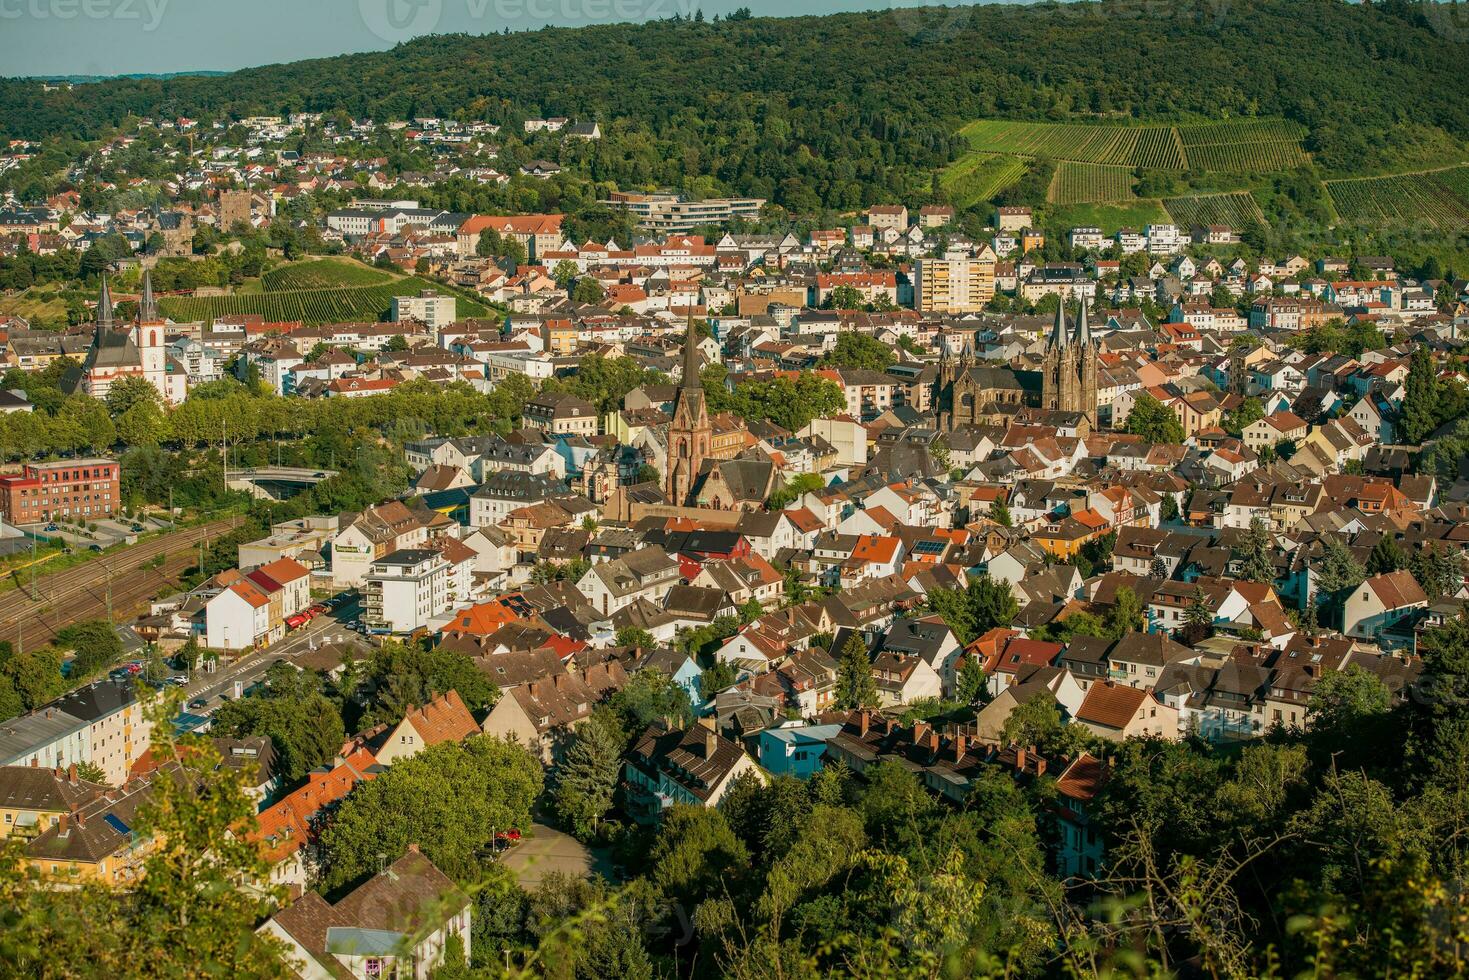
[1124,393,1186,444]
[923,575,1019,644]
[211,662,346,783]
[319,735,542,891]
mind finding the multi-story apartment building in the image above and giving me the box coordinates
[0,458,120,524]
[913,250,998,313]
[364,548,450,634]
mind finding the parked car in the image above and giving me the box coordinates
[309,604,328,616]
[494,829,522,846]
[43,523,58,532]
[285,613,308,630]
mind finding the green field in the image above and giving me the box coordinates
[262,258,398,291]
[1043,200,1172,234]
[159,276,493,325]
[1325,166,1469,231]
[1163,191,1266,228]
[939,151,1028,209]
[1048,162,1138,204]
[959,117,1308,174]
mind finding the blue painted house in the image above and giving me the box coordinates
[756,723,843,779]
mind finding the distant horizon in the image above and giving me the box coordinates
[2,0,1023,79]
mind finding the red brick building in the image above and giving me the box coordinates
[0,458,120,524]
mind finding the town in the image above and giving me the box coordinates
[3,5,1469,978]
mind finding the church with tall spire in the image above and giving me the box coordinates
[1040,298,1099,428]
[68,270,187,405]
[664,318,711,506]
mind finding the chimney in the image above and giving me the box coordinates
[74,810,85,828]
[704,729,718,759]
[1035,756,1047,776]
[57,814,69,837]
[1015,747,1027,770]
[697,715,717,733]
[68,764,77,785]
[857,711,869,736]
[927,730,940,752]
[953,734,966,761]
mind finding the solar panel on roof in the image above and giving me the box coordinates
[104,814,130,835]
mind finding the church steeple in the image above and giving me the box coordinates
[681,312,702,389]
[95,274,114,343]
[1074,295,1092,347]
[1048,300,1068,349]
[139,269,158,322]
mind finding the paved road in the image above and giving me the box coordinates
[0,515,241,649]
[499,822,610,888]
[182,598,366,710]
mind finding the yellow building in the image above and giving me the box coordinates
[914,250,997,313]
[24,779,155,885]
[0,766,108,840]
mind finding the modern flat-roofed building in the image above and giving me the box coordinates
[364,548,450,634]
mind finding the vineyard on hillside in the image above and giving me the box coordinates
[960,118,1308,175]
[939,151,1028,209]
[1163,192,1266,228]
[159,277,493,325]
[261,258,397,291]
[1325,166,1469,231]
[1048,162,1138,204]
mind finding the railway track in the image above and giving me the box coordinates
[0,516,241,649]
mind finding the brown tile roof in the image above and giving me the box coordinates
[400,690,479,747]
[1075,681,1150,731]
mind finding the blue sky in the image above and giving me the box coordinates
[0,0,1011,77]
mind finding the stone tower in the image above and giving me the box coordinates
[1042,298,1099,428]
[665,319,711,506]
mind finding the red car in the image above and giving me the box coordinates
[285,613,308,630]
[309,604,328,616]
[494,829,522,846]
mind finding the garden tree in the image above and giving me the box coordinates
[0,693,290,976]
[1221,396,1264,436]
[383,334,409,352]
[1409,542,1466,599]
[835,632,878,709]
[1410,610,1469,834]
[210,661,347,783]
[676,614,740,659]
[475,227,500,257]
[818,331,896,371]
[613,625,654,649]
[104,374,162,416]
[1240,516,1276,584]
[1160,493,1179,523]
[74,761,107,784]
[1182,585,1214,640]
[571,276,604,304]
[1300,590,1319,635]
[1105,585,1146,638]
[0,646,66,714]
[351,640,498,731]
[552,708,624,841]
[700,659,737,697]
[320,735,542,890]
[55,620,124,679]
[606,668,694,738]
[1092,735,1227,860]
[550,259,579,287]
[738,596,765,623]
[999,693,1090,757]
[1306,665,1394,771]
[923,575,1019,644]
[530,557,590,584]
[521,873,658,980]
[647,805,750,911]
[955,656,988,706]
[931,437,951,471]
[1317,535,1367,598]
[989,499,1012,527]
[766,471,825,510]
[116,399,169,446]
[824,284,865,310]
[1401,346,1439,443]
[1124,393,1185,443]
[1367,535,1407,575]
